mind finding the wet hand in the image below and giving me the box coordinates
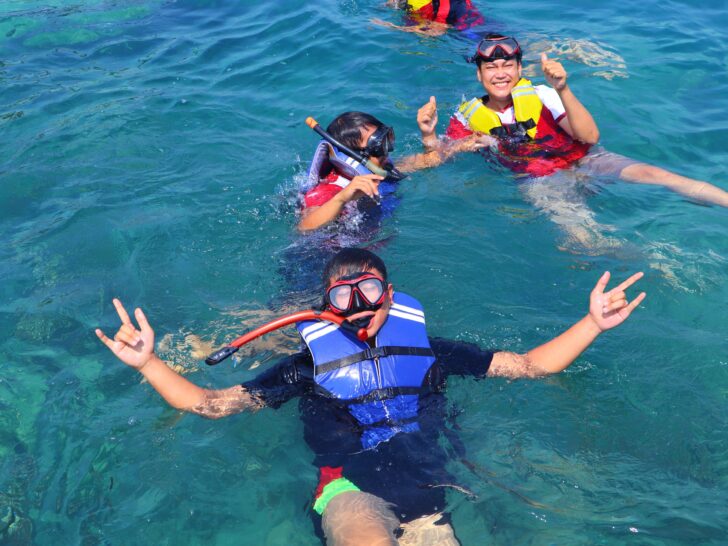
[588,271,646,332]
[541,53,568,91]
[453,133,496,153]
[370,18,398,29]
[337,174,383,203]
[96,299,156,370]
[417,96,438,138]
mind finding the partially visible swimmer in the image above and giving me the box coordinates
[299,110,484,232]
[371,0,485,37]
[419,34,728,208]
[96,248,645,545]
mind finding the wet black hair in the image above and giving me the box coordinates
[474,33,523,67]
[322,248,388,287]
[326,112,385,151]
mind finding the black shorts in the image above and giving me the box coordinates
[310,431,457,542]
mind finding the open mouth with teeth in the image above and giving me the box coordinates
[491,80,512,89]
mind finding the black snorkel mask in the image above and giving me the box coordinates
[360,125,395,161]
[306,117,407,182]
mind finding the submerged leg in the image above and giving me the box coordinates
[521,174,622,255]
[398,513,461,546]
[619,162,728,208]
[322,491,401,546]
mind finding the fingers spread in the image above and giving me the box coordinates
[113,298,132,325]
[624,292,647,314]
[592,271,610,295]
[612,271,644,294]
[95,328,115,350]
[135,308,151,333]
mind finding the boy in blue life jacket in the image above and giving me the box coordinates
[96,248,645,545]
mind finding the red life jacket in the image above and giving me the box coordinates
[407,0,483,29]
[496,105,590,177]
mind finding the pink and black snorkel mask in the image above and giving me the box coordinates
[468,35,522,64]
[325,272,387,316]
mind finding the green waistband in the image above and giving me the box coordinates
[313,477,360,515]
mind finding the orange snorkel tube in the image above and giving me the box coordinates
[204,310,368,365]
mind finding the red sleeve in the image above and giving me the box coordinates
[303,183,343,208]
[445,115,474,140]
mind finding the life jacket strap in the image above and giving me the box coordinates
[344,386,424,404]
[363,414,420,429]
[490,118,537,139]
[315,346,435,376]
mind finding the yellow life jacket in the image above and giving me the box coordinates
[457,78,543,140]
[407,0,431,9]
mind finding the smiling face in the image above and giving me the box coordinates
[476,58,523,109]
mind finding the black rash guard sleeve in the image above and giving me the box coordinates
[241,350,314,409]
[429,337,494,379]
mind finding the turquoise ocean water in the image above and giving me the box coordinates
[1,0,727,543]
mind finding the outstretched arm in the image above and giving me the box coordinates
[395,97,494,173]
[541,53,600,145]
[488,271,646,378]
[96,299,262,418]
[371,18,449,37]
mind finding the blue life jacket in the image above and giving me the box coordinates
[304,141,374,193]
[296,292,436,450]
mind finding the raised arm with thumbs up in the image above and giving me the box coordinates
[541,52,600,144]
[417,96,440,150]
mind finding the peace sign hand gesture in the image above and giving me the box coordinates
[96,299,156,370]
[589,272,646,332]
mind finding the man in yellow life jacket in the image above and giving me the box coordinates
[419,34,728,208]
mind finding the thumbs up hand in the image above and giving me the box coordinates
[541,52,568,91]
[417,96,439,137]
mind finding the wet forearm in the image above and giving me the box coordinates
[558,85,600,144]
[189,385,263,418]
[298,199,345,231]
[139,356,260,418]
[138,354,208,410]
[396,150,444,173]
[526,315,602,374]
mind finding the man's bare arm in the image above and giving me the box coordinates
[486,272,645,379]
[190,385,264,419]
[396,134,493,173]
[96,299,265,418]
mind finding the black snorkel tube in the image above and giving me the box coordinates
[204,309,368,366]
[306,117,407,182]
